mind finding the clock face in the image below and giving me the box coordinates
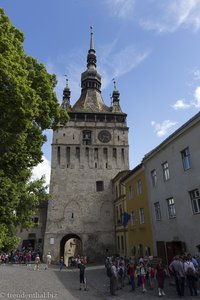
[98,130,111,143]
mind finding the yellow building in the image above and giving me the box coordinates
[122,163,154,258]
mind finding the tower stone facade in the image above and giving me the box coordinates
[43,29,129,263]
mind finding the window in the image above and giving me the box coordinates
[167,197,176,218]
[117,236,120,250]
[113,148,117,159]
[139,208,145,224]
[121,148,125,162]
[132,246,136,256]
[57,146,60,165]
[151,169,157,187]
[137,179,142,195]
[75,147,80,160]
[131,211,135,225]
[181,147,191,171]
[83,130,92,145]
[162,161,170,181]
[128,186,133,200]
[138,244,143,256]
[154,202,161,220]
[119,205,123,223]
[116,207,119,224]
[66,147,70,165]
[121,236,124,250]
[28,233,36,239]
[96,181,104,192]
[115,186,118,198]
[32,217,39,227]
[145,247,151,256]
[85,147,89,161]
[103,148,108,160]
[94,148,98,160]
[190,189,200,214]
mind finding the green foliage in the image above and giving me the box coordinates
[0,8,68,250]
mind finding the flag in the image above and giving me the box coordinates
[122,212,130,226]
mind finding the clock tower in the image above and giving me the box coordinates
[43,28,129,263]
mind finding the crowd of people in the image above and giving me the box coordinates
[1,249,200,297]
[105,253,200,297]
[0,249,41,265]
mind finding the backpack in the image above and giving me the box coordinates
[118,267,123,277]
[107,266,112,277]
[186,266,195,276]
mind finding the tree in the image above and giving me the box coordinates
[0,8,68,250]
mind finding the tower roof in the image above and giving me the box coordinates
[72,27,111,113]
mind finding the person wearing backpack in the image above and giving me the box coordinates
[118,262,125,289]
[110,259,118,296]
[184,254,197,296]
[169,255,185,297]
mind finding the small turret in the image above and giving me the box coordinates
[61,76,71,110]
[111,78,122,112]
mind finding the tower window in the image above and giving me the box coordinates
[103,148,108,160]
[57,146,60,165]
[83,130,92,145]
[113,148,117,159]
[96,181,104,192]
[121,148,124,162]
[85,147,89,161]
[66,147,70,164]
[75,147,80,160]
[94,148,98,160]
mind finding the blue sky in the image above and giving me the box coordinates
[1,0,200,185]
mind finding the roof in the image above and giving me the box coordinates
[143,111,200,161]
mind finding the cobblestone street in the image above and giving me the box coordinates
[0,264,199,300]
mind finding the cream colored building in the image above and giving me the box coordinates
[143,112,200,263]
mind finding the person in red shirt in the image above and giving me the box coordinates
[129,262,135,291]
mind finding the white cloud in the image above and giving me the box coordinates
[99,43,150,90]
[32,156,51,187]
[139,0,200,33]
[193,86,200,107]
[151,120,178,137]
[105,0,136,19]
[172,85,200,110]
[172,99,191,110]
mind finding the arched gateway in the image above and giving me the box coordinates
[60,234,82,266]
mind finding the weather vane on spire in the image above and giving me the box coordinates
[90,25,93,34]
[64,75,68,87]
[112,78,117,90]
[89,26,94,50]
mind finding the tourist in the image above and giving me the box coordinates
[169,255,185,297]
[155,258,167,297]
[34,254,40,270]
[79,259,87,291]
[184,254,197,296]
[59,256,64,271]
[45,251,52,269]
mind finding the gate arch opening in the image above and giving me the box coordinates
[60,234,82,266]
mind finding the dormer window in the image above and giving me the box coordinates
[83,130,92,145]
